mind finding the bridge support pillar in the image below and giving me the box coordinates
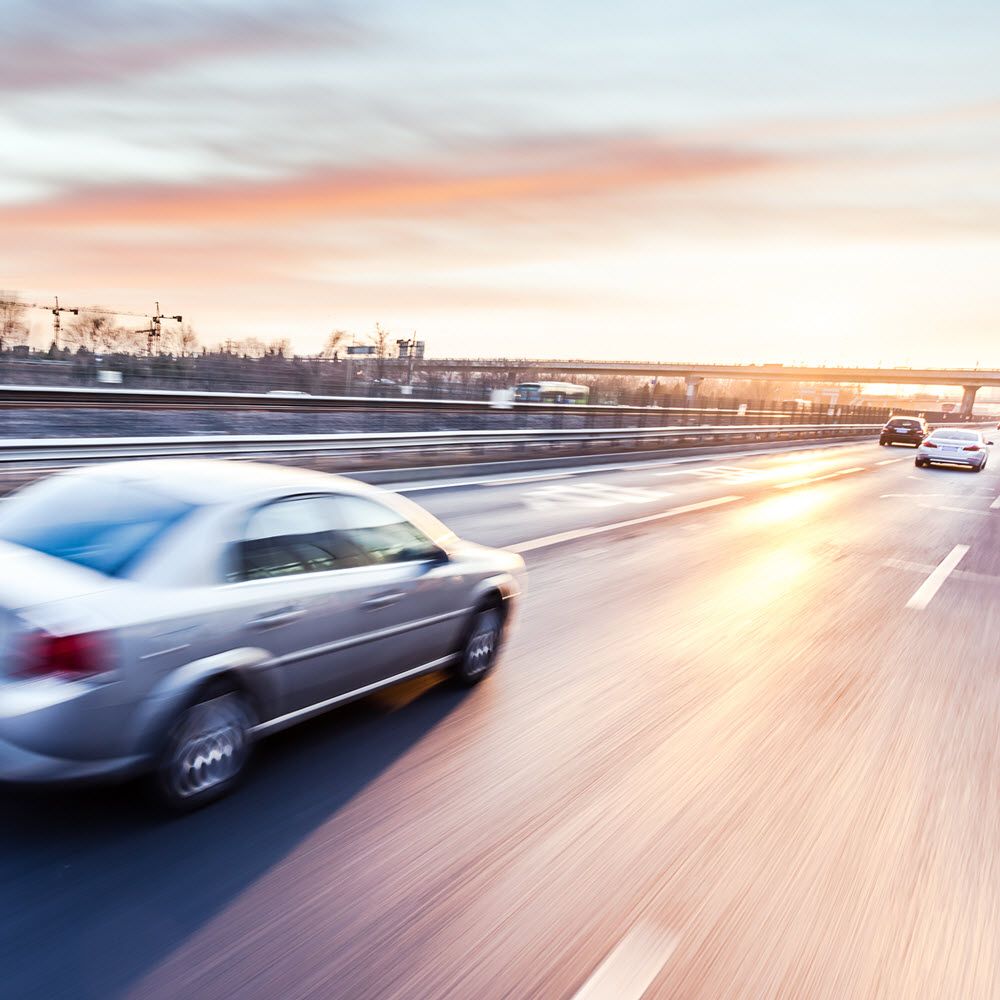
[685,375,704,404]
[960,384,980,417]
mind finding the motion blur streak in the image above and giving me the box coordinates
[6,440,1000,998]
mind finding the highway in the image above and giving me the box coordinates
[5,437,1000,998]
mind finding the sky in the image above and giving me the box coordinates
[1,0,999,364]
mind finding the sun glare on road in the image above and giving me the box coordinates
[740,488,835,528]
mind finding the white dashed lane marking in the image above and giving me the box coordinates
[904,544,970,611]
[886,558,1000,587]
[572,923,678,1000]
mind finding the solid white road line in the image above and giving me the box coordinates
[397,471,575,493]
[905,544,970,610]
[509,495,742,554]
[774,467,865,490]
[388,440,873,494]
[876,458,906,465]
[991,495,1000,509]
[572,923,678,1000]
[486,472,575,486]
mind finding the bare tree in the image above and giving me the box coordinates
[320,329,349,360]
[226,337,267,358]
[0,294,28,351]
[116,324,151,355]
[63,313,120,354]
[372,322,390,380]
[172,323,200,357]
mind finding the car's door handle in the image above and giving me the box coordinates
[249,606,306,629]
[360,591,405,611]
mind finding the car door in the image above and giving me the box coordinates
[228,494,383,717]
[325,492,471,690]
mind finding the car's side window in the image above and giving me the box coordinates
[233,496,369,582]
[331,495,441,564]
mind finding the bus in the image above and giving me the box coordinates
[513,381,590,404]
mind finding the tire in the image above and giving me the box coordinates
[879,439,886,446]
[915,458,925,467]
[152,683,255,812]
[452,605,504,687]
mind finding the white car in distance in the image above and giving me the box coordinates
[914,428,992,472]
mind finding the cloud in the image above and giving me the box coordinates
[0,0,362,92]
[0,134,784,228]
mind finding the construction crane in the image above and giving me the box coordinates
[20,297,181,352]
[49,296,78,346]
[146,301,183,355]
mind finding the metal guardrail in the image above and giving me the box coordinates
[0,384,882,422]
[0,423,883,469]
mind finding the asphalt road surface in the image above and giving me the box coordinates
[5,438,1000,999]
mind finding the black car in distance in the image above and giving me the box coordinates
[879,416,927,447]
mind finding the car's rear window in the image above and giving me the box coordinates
[887,419,920,428]
[930,430,978,442]
[0,475,193,576]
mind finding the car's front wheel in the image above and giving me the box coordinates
[453,605,504,687]
[153,684,255,812]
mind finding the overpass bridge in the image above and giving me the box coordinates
[417,360,1000,415]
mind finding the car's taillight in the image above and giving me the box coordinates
[17,631,111,679]
[923,440,937,448]
[964,445,981,452]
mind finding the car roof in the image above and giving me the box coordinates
[59,459,377,506]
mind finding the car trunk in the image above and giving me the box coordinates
[0,540,115,677]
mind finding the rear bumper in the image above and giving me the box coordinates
[881,436,921,446]
[919,455,984,468]
[0,676,147,786]
[0,736,144,785]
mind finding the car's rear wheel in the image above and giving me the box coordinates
[453,605,504,687]
[153,684,254,812]
[915,457,925,467]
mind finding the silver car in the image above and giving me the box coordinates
[915,428,992,471]
[0,460,523,809]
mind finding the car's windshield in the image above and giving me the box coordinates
[929,430,979,442]
[0,474,194,576]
